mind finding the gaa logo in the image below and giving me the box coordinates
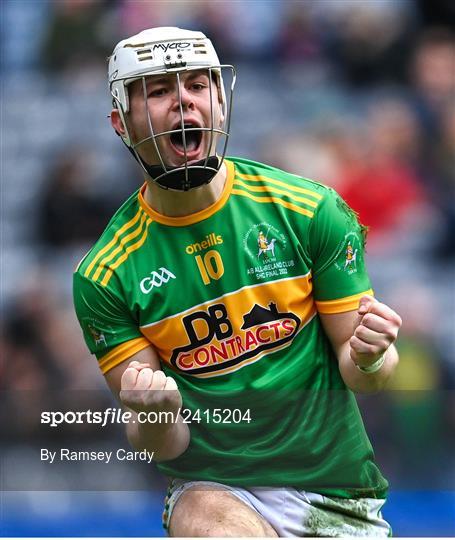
[140,267,176,294]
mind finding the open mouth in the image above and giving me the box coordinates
[169,123,203,155]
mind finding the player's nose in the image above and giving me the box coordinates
[172,84,195,111]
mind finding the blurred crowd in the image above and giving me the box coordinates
[1,0,454,496]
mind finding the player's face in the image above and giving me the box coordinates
[127,70,223,167]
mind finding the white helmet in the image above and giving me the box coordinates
[108,27,236,191]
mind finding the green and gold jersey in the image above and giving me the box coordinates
[73,157,388,499]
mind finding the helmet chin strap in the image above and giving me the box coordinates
[146,156,220,191]
[126,144,220,191]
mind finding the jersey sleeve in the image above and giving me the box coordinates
[308,187,373,314]
[73,272,150,374]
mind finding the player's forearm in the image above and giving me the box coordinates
[338,343,399,394]
[126,413,190,461]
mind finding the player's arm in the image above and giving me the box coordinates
[73,272,189,461]
[104,346,190,462]
[319,295,401,393]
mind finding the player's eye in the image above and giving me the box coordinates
[191,82,207,91]
[149,87,168,97]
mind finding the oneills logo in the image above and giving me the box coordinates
[185,233,223,255]
[170,302,301,375]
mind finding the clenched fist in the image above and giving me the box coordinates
[350,295,402,369]
[120,360,183,418]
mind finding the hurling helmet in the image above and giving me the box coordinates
[108,27,236,191]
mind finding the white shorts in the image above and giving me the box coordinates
[162,479,391,537]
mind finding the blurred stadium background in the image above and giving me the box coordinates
[1,0,454,536]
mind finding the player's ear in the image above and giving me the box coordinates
[110,108,126,136]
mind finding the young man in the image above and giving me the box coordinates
[74,27,402,537]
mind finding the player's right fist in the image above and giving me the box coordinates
[119,360,182,417]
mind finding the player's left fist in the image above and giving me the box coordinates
[349,295,402,368]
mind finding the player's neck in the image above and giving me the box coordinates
[143,161,227,217]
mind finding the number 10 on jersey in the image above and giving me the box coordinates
[195,249,225,285]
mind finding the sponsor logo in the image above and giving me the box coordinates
[153,42,191,53]
[243,222,295,281]
[185,233,223,255]
[140,267,176,294]
[170,301,301,375]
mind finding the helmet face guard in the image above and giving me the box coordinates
[108,28,236,191]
